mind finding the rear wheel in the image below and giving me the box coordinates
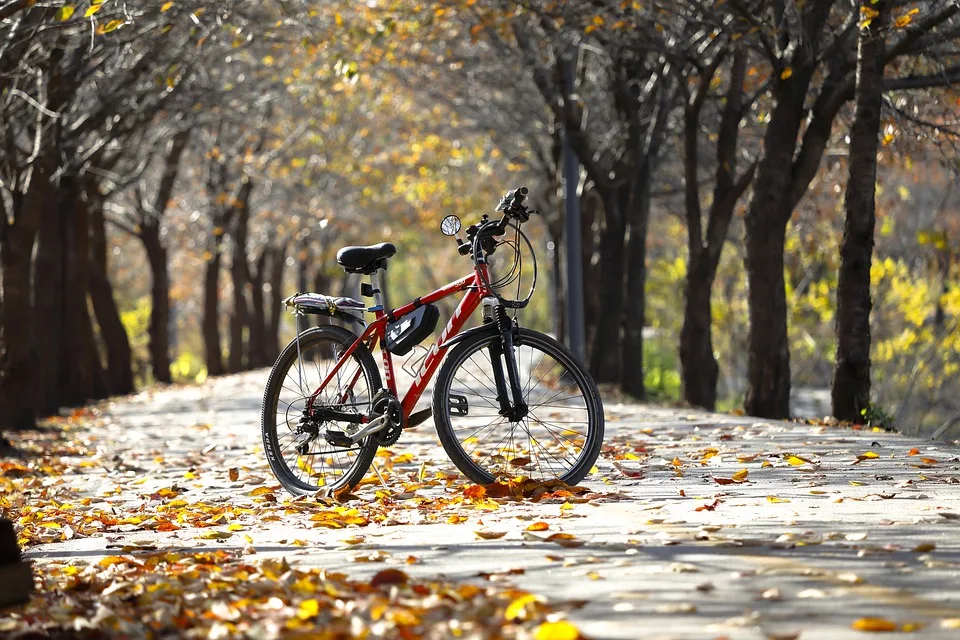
[432,328,604,485]
[261,325,380,496]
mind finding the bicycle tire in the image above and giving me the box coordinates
[432,327,604,485]
[261,325,381,496]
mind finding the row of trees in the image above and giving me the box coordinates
[0,1,336,428]
[431,0,960,420]
[2,0,959,431]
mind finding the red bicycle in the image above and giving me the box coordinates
[261,187,604,495]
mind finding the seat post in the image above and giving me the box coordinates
[368,269,385,312]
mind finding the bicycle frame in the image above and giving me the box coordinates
[308,264,493,424]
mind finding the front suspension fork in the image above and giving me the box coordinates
[486,305,527,422]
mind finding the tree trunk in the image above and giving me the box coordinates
[141,226,171,384]
[742,70,814,419]
[679,51,749,411]
[744,212,791,418]
[0,181,45,429]
[228,251,249,373]
[620,170,651,399]
[581,189,602,363]
[33,183,66,416]
[59,182,97,406]
[137,129,189,384]
[89,258,133,395]
[203,238,225,377]
[265,244,286,363]
[228,180,253,373]
[248,249,268,368]
[680,256,720,409]
[832,1,888,423]
[89,199,133,395]
[89,331,109,400]
[588,189,626,384]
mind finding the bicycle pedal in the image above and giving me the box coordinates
[449,394,469,416]
[323,430,354,447]
[406,408,432,429]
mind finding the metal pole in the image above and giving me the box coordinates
[562,56,586,362]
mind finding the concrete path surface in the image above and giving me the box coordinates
[6,371,960,639]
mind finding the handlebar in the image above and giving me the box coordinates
[456,186,536,257]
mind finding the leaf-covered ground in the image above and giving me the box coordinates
[3,371,960,639]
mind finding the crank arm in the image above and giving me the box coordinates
[324,414,389,447]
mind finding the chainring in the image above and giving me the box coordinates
[372,392,403,446]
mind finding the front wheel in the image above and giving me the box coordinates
[432,327,604,485]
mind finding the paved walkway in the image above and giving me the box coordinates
[7,371,960,638]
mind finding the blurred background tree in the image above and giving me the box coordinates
[2,0,959,438]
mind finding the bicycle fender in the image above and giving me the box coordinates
[438,323,498,350]
[439,321,521,350]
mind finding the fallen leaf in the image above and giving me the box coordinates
[228,468,239,482]
[851,617,897,632]
[370,568,408,587]
[526,522,550,531]
[533,620,580,640]
[907,448,920,456]
[912,542,936,552]
[297,599,320,620]
[505,593,544,621]
[732,468,749,482]
[475,530,507,540]
[463,485,487,499]
[766,496,790,503]
[546,533,585,548]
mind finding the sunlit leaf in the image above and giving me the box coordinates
[533,620,580,640]
[851,617,898,632]
[505,593,543,621]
